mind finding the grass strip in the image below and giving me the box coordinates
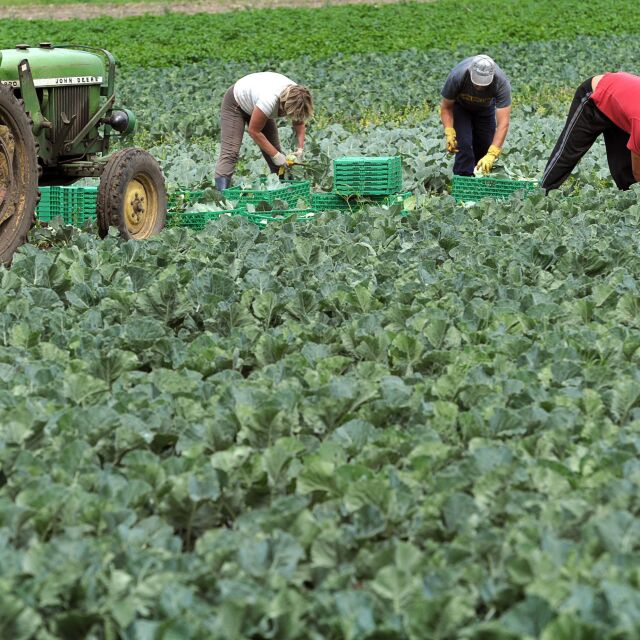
[0,0,639,67]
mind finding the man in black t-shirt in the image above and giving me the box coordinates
[440,55,512,176]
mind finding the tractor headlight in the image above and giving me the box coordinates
[106,108,136,135]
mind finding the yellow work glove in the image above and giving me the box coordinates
[444,127,458,153]
[475,145,501,175]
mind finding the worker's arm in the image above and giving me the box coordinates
[440,98,455,129]
[476,105,512,173]
[292,121,305,152]
[632,151,640,183]
[475,105,511,174]
[492,106,511,149]
[440,98,458,152]
[247,107,280,158]
[292,121,305,161]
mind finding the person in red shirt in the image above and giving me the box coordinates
[542,72,640,191]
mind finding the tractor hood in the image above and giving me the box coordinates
[0,45,105,88]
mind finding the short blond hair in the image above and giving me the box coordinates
[280,85,314,123]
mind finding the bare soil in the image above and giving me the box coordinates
[0,0,432,21]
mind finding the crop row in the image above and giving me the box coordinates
[120,35,640,140]
[3,184,640,637]
[114,35,639,190]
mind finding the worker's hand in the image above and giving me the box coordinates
[271,151,288,167]
[444,127,458,153]
[475,145,501,174]
[293,147,304,162]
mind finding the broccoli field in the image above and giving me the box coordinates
[2,1,640,638]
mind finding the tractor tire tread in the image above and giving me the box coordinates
[96,147,166,240]
[0,84,39,264]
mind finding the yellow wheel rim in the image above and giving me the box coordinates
[124,174,159,239]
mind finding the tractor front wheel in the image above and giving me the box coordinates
[0,85,39,264]
[97,147,167,240]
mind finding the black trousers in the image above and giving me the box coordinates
[542,78,636,191]
[453,102,496,176]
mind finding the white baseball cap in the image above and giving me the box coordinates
[470,55,496,86]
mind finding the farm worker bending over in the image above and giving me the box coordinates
[440,55,512,176]
[214,72,314,191]
[541,73,640,191]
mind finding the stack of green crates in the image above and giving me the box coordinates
[37,185,98,225]
[451,175,537,202]
[36,186,64,222]
[62,185,98,225]
[35,172,411,231]
[310,156,410,213]
[223,178,311,209]
[333,156,403,196]
[37,185,212,227]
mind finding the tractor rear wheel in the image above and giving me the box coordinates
[0,85,38,264]
[97,147,166,240]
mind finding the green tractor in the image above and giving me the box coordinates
[0,43,167,263]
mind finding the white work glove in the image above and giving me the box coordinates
[271,152,287,167]
[293,147,304,162]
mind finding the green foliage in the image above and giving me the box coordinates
[3,184,640,636]
[123,33,636,129]
[1,0,640,67]
[113,34,638,189]
[3,1,640,636]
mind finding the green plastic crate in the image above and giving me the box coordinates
[389,191,413,204]
[333,156,403,196]
[311,192,362,212]
[37,185,98,224]
[40,184,195,226]
[36,208,70,224]
[36,187,66,222]
[283,180,311,205]
[167,189,205,211]
[452,175,537,202]
[68,211,97,226]
[334,156,402,169]
[380,191,414,216]
[240,208,316,226]
[223,179,310,208]
[365,191,413,206]
[167,209,237,230]
[62,186,98,224]
[37,186,61,205]
[40,185,201,227]
[311,190,413,212]
[334,174,403,196]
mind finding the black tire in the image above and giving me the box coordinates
[96,147,167,240]
[0,85,38,264]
